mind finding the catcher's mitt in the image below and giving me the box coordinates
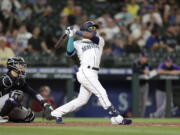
[43,103,54,120]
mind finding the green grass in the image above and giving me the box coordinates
[0,118,180,135]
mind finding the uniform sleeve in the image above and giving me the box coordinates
[66,37,76,56]
[132,62,143,74]
[172,64,180,70]
[132,61,149,74]
[98,36,105,47]
[157,63,164,70]
[23,83,45,104]
[0,75,13,90]
[90,35,99,44]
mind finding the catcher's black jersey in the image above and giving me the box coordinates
[0,72,38,98]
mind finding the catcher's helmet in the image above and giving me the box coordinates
[7,57,26,76]
[80,21,99,33]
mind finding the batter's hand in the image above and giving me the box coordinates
[65,26,77,37]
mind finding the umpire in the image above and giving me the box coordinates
[132,53,151,117]
[0,57,53,123]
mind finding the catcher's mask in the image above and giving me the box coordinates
[7,57,26,77]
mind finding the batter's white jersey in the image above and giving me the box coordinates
[74,37,105,68]
[51,35,114,118]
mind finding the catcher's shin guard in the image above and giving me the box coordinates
[0,90,24,117]
[9,107,35,123]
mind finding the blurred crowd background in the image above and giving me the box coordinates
[0,0,180,68]
[1,0,180,118]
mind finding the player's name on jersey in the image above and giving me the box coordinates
[81,44,99,52]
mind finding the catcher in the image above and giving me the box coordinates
[0,57,53,123]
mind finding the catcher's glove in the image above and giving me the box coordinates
[43,103,54,120]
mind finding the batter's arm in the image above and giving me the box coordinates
[75,31,99,44]
[66,36,75,56]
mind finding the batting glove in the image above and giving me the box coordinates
[65,26,77,37]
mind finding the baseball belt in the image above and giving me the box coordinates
[87,66,99,71]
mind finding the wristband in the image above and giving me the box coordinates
[75,31,83,36]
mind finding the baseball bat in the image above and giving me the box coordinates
[54,33,68,49]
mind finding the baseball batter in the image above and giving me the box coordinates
[51,21,132,125]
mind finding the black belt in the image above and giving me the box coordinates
[87,66,99,71]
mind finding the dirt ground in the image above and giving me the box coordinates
[1,122,180,127]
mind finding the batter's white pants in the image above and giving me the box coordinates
[0,94,9,113]
[51,66,112,117]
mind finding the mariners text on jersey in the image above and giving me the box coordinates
[82,42,99,52]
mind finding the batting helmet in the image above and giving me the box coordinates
[80,21,99,34]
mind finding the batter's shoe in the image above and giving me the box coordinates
[0,116,8,123]
[120,118,132,125]
[56,117,63,124]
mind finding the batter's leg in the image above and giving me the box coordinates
[80,69,132,124]
[80,68,111,109]
[51,85,92,117]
